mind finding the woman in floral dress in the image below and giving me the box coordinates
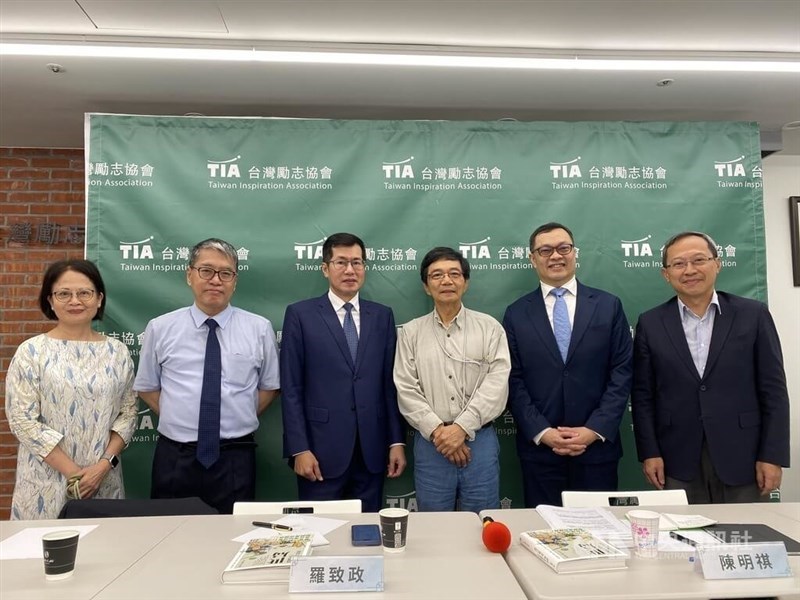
[5,259,137,519]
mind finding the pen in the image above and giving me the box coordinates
[252,521,293,531]
[669,531,697,547]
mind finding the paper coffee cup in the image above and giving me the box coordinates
[627,509,661,559]
[379,508,409,553]
[42,530,80,580]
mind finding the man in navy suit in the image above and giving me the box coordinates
[503,222,633,508]
[280,233,406,512]
[632,231,790,503]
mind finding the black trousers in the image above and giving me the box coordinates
[151,434,256,514]
[520,458,619,508]
[296,434,384,512]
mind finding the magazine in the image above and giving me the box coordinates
[221,533,314,584]
[520,528,627,574]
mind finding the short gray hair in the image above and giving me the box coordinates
[189,238,238,269]
[661,231,718,266]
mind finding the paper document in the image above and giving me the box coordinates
[276,515,348,535]
[233,515,348,548]
[658,513,717,531]
[535,505,632,544]
[0,525,98,560]
[619,511,717,531]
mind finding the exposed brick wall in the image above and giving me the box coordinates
[0,147,85,520]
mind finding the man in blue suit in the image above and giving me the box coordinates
[503,222,633,508]
[632,231,790,503]
[280,232,406,512]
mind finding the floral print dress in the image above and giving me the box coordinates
[5,335,137,519]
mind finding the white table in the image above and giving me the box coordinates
[764,503,800,524]
[2,511,527,600]
[0,515,186,600]
[96,511,527,600]
[482,503,800,600]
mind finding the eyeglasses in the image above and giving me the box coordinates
[327,259,366,271]
[190,266,237,282]
[665,256,717,270]
[531,243,574,258]
[428,270,464,282]
[52,289,96,303]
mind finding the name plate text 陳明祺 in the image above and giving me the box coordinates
[695,543,792,580]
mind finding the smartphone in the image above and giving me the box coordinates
[351,524,382,546]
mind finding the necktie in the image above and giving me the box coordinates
[551,288,572,363]
[343,302,359,362]
[197,318,221,468]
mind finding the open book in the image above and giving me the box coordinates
[520,528,627,574]
[221,533,314,584]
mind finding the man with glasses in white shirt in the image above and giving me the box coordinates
[394,247,510,512]
[632,231,790,503]
[281,233,406,512]
[503,222,632,508]
[135,238,280,513]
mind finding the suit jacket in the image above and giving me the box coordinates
[631,292,790,486]
[280,294,406,479]
[503,281,633,464]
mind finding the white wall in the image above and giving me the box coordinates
[763,153,800,502]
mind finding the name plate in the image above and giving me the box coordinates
[288,555,384,593]
[695,543,792,580]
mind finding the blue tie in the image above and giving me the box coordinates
[197,318,221,468]
[343,302,359,362]
[551,288,571,363]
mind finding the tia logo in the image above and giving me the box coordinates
[385,490,418,511]
[459,237,492,259]
[382,156,415,179]
[294,238,326,260]
[549,156,582,178]
[621,235,653,257]
[714,155,747,177]
[119,236,154,260]
[207,155,241,178]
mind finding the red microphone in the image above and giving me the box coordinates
[481,516,512,553]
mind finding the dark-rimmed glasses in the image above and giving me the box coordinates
[190,266,237,282]
[531,243,574,258]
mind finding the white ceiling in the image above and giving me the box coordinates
[1,0,799,149]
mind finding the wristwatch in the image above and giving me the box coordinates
[102,454,120,469]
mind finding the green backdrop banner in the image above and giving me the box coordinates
[85,115,765,509]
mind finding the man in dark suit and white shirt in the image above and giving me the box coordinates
[631,231,790,503]
[280,232,406,512]
[503,222,633,508]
